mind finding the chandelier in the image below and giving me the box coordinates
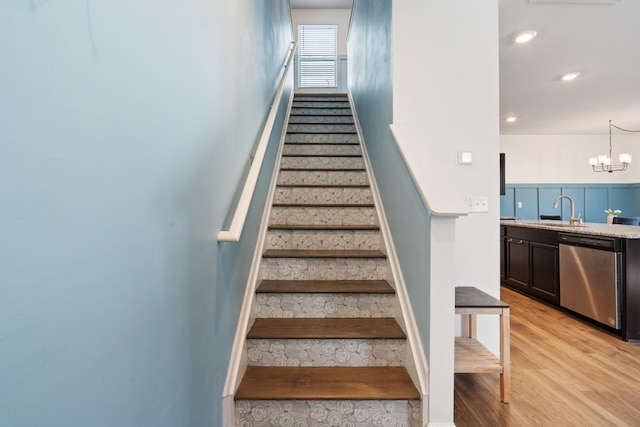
[589,120,640,173]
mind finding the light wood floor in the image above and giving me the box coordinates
[454,286,640,427]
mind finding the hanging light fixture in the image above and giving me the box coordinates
[589,120,639,173]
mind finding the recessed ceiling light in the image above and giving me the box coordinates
[505,116,518,123]
[513,31,537,44]
[561,72,580,81]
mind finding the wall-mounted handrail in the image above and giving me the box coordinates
[218,42,296,242]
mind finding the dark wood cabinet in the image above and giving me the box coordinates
[505,238,529,291]
[529,242,559,304]
[500,226,506,281]
[500,223,640,342]
[502,227,559,304]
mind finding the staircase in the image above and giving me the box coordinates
[234,94,421,426]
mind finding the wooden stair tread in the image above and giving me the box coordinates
[263,249,385,258]
[247,317,405,339]
[257,279,394,294]
[289,118,355,125]
[286,131,357,135]
[293,95,348,98]
[276,184,369,188]
[236,366,419,400]
[285,143,359,147]
[279,168,366,172]
[289,114,353,117]
[283,154,361,158]
[268,224,379,231]
[272,203,374,208]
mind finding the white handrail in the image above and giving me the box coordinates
[218,42,296,242]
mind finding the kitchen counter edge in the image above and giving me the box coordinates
[500,220,640,239]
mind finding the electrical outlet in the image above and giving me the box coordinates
[517,201,523,208]
[467,196,489,213]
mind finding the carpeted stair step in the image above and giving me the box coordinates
[235,366,419,400]
[247,317,404,339]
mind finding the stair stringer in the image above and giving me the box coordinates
[221,87,295,427]
[348,92,430,422]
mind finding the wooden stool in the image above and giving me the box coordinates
[455,286,510,403]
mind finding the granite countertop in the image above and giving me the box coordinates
[500,219,640,239]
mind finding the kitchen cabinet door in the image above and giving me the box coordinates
[529,242,559,304]
[506,238,530,292]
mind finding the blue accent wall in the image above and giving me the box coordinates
[501,184,640,222]
[0,1,292,426]
[349,0,432,358]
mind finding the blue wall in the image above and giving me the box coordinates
[501,183,640,222]
[349,0,432,357]
[0,1,292,426]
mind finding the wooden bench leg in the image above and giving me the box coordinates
[469,314,477,340]
[500,307,511,403]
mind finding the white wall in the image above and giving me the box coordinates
[501,134,640,184]
[291,8,352,55]
[392,0,500,424]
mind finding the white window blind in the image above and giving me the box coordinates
[297,25,338,88]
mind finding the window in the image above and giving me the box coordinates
[297,25,338,88]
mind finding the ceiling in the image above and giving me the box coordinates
[499,0,640,135]
[291,0,640,135]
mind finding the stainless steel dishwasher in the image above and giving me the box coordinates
[558,233,621,329]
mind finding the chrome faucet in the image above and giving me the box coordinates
[553,195,582,226]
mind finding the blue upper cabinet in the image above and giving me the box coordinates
[501,184,636,223]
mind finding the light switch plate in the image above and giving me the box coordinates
[467,196,489,213]
[457,151,473,164]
